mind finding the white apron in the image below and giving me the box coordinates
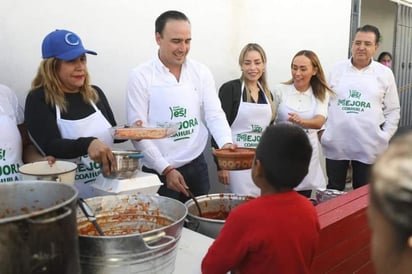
[145,69,206,168]
[228,82,272,197]
[0,109,22,182]
[276,87,326,191]
[321,68,389,164]
[56,102,113,198]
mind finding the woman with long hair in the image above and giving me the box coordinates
[25,29,120,198]
[213,43,276,196]
[273,50,333,197]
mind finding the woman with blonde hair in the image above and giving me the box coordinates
[213,43,276,196]
[25,29,120,198]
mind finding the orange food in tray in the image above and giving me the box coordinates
[113,124,178,140]
[115,127,167,139]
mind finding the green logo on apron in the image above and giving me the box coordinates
[338,90,371,114]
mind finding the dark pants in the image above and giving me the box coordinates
[143,154,210,203]
[325,159,371,191]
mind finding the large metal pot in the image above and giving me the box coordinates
[77,194,187,274]
[185,193,254,239]
[0,181,80,274]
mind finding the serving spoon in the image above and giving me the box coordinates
[187,189,203,217]
[78,198,105,236]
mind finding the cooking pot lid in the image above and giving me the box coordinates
[19,160,77,176]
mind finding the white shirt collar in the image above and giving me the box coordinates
[291,85,313,96]
[154,53,187,73]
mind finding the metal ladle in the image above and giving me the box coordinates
[78,198,105,236]
[187,190,203,217]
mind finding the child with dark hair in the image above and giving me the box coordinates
[202,123,320,274]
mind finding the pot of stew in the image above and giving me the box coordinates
[184,193,254,239]
[0,181,80,274]
[77,194,187,274]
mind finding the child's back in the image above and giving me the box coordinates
[202,191,319,273]
[202,123,320,274]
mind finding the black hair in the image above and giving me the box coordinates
[377,51,392,62]
[356,24,381,44]
[155,10,190,35]
[255,123,312,190]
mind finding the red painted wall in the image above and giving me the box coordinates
[311,185,375,274]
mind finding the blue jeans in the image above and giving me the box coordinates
[143,154,210,203]
[325,159,371,191]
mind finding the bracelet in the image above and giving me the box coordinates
[163,167,175,176]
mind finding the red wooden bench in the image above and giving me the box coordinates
[311,185,375,274]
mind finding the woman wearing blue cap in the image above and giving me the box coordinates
[25,29,119,198]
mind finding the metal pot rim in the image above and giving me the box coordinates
[0,181,78,224]
[112,150,142,157]
[78,194,187,239]
[185,193,255,203]
[184,193,255,223]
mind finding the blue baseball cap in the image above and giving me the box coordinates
[42,29,97,61]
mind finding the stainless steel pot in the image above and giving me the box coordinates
[185,193,254,239]
[77,194,187,274]
[101,150,144,179]
[0,181,80,274]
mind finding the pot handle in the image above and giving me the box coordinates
[27,206,72,224]
[142,231,176,250]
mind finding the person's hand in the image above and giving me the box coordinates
[130,120,144,141]
[134,120,143,127]
[87,139,116,176]
[288,112,303,126]
[218,170,230,185]
[164,168,189,196]
[45,156,56,166]
[222,143,237,151]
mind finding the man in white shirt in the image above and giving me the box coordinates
[126,10,234,202]
[320,24,400,191]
